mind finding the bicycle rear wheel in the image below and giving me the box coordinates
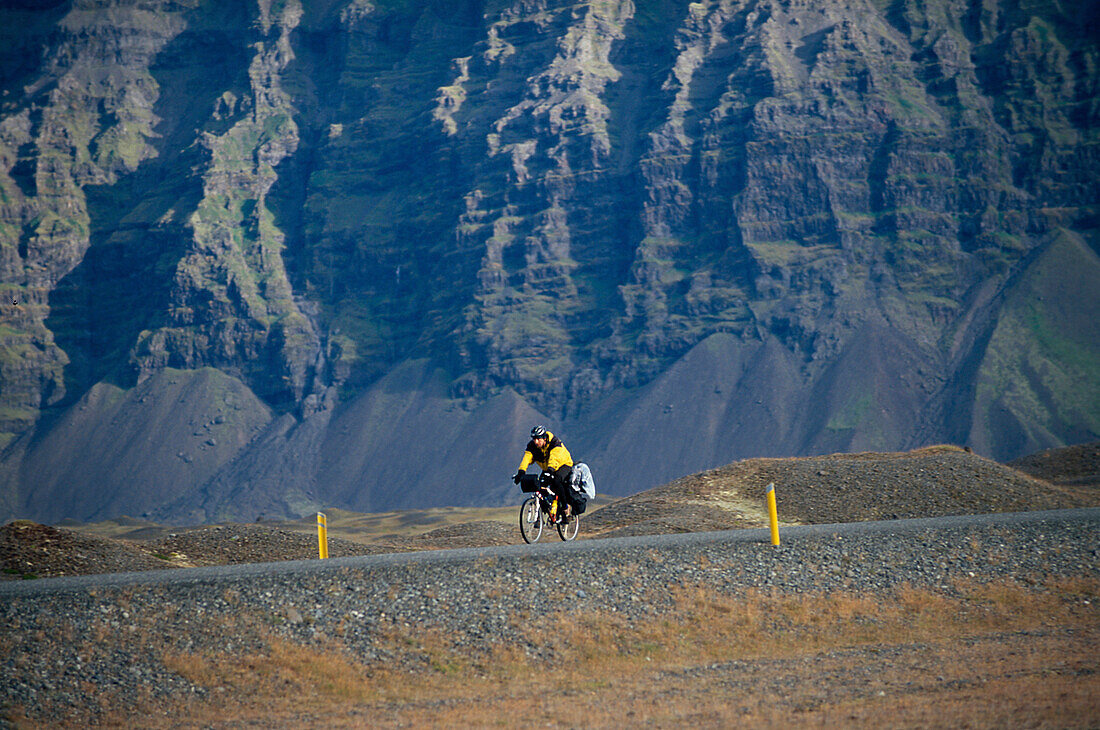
[519,496,543,543]
[557,514,579,541]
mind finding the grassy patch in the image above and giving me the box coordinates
[97,576,1100,727]
[826,392,874,432]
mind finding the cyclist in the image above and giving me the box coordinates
[513,425,584,519]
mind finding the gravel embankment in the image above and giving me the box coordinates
[2,509,1099,725]
[587,446,1095,536]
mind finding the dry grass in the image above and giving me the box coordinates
[54,576,1100,729]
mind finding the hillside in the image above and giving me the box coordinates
[3,445,1095,579]
[584,444,1093,537]
[0,0,1098,524]
[1008,440,1100,491]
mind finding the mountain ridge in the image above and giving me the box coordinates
[0,0,1097,523]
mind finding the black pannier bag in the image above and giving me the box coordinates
[519,473,541,493]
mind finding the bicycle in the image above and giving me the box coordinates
[518,474,579,543]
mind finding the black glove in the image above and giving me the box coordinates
[513,470,524,484]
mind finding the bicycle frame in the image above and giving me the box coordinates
[537,487,560,521]
[519,484,578,543]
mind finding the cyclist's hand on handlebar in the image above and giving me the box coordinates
[513,470,524,484]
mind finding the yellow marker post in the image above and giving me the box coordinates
[317,512,329,559]
[766,483,780,546]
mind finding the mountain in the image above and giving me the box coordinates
[0,0,1097,524]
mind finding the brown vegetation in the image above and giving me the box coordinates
[37,576,1099,728]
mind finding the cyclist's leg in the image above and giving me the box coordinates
[547,466,577,517]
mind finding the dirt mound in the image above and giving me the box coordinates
[585,446,1094,538]
[0,521,173,580]
[145,520,522,566]
[1008,441,1100,491]
[145,524,392,567]
[0,521,400,580]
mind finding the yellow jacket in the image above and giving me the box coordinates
[518,431,573,473]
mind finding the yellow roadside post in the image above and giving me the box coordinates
[317,512,329,559]
[766,483,780,546]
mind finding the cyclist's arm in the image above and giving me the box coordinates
[518,450,534,473]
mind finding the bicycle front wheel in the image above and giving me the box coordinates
[519,496,543,543]
[557,514,579,541]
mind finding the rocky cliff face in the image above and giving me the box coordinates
[0,0,1097,523]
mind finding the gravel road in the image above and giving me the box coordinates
[2,508,1099,726]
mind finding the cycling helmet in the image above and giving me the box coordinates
[530,425,548,440]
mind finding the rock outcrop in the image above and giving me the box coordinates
[0,0,1097,522]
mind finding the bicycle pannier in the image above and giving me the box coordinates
[519,473,540,492]
[571,462,596,499]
